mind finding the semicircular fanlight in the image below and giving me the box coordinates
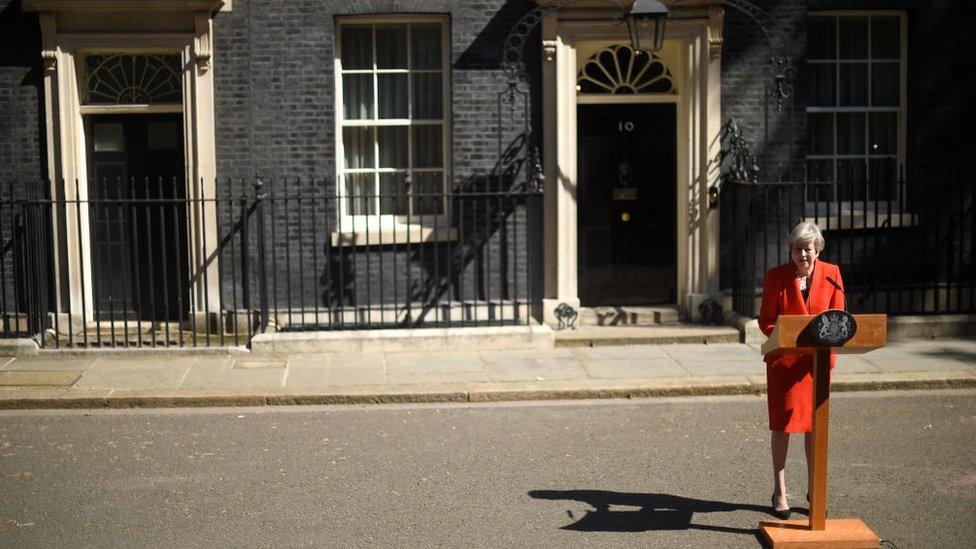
[577,45,675,95]
[85,54,183,105]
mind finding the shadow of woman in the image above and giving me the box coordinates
[528,489,772,535]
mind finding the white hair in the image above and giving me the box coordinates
[789,221,825,252]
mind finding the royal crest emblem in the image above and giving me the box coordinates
[812,310,857,346]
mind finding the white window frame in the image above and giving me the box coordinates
[805,11,908,222]
[333,15,452,240]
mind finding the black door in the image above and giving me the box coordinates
[86,115,188,321]
[578,104,676,305]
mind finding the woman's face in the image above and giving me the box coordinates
[791,240,819,275]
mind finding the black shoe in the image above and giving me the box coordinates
[771,494,791,520]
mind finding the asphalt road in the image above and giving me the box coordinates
[1,390,974,548]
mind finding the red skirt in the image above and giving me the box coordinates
[765,352,833,433]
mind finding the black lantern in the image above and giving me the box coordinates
[627,0,669,53]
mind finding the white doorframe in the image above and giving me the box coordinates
[30,6,221,330]
[540,8,724,324]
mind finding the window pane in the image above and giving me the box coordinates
[379,172,409,215]
[343,74,374,119]
[837,112,865,155]
[871,63,900,106]
[94,123,124,152]
[839,17,868,59]
[807,17,835,60]
[868,113,897,155]
[377,74,408,118]
[807,113,833,155]
[871,16,900,60]
[341,26,372,70]
[411,23,442,70]
[412,125,442,168]
[414,172,443,215]
[376,24,407,69]
[342,126,374,169]
[346,173,375,215]
[412,73,443,119]
[838,63,867,106]
[869,158,898,200]
[377,126,407,168]
[807,64,835,107]
[837,159,866,201]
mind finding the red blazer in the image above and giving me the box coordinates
[758,260,845,367]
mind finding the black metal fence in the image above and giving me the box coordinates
[725,170,975,317]
[0,177,542,348]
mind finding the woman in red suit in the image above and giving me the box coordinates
[758,221,844,519]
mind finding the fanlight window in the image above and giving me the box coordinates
[577,45,675,94]
[84,54,183,105]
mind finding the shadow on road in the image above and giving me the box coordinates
[528,489,776,535]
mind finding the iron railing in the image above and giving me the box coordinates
[0,177,542,348]
[725,169,975,317]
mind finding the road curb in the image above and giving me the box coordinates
[1,371,974,410]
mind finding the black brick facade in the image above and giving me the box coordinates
[1,0,973,320]
[0,0,43,184]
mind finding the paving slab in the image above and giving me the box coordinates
[386,369,490,385]
[483,358,588,382]
[0,357,13,369]
[862,357,976,373]
[583,357,688,379]
[383,351,484,373]
[0,370,83,386]
[569,344,669,360]
[863,341,976,362]
[831,369,976,392]
[287,354,385,387]
[554,325,740,346]
[2,356,97,371]
[74,357,193,390]
[834,355,884,373]
[678,360,765,376]
[477,347,578,361]
[182,357,286,390]
[660,343,761,363]
[1,335,975,409]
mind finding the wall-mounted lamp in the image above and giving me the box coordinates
[626,0,670,53]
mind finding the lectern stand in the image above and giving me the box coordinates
[759,313,887,548]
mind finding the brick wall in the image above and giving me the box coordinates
[210,0,541,314]
[0,1,43,183]
[721,0,976,179]
[720,0,976,292]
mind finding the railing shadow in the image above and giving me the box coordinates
[403,132,538,326]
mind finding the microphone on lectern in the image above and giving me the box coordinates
[826,276,846,312]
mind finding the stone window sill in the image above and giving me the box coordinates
[330,226,458,247]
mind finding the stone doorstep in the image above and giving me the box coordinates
[577,305,682,327]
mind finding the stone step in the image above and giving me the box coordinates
[553,325,740,347]
[577,305,682,327]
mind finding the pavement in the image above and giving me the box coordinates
[2,335,975,409]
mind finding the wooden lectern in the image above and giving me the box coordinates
[759,312,887,549]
